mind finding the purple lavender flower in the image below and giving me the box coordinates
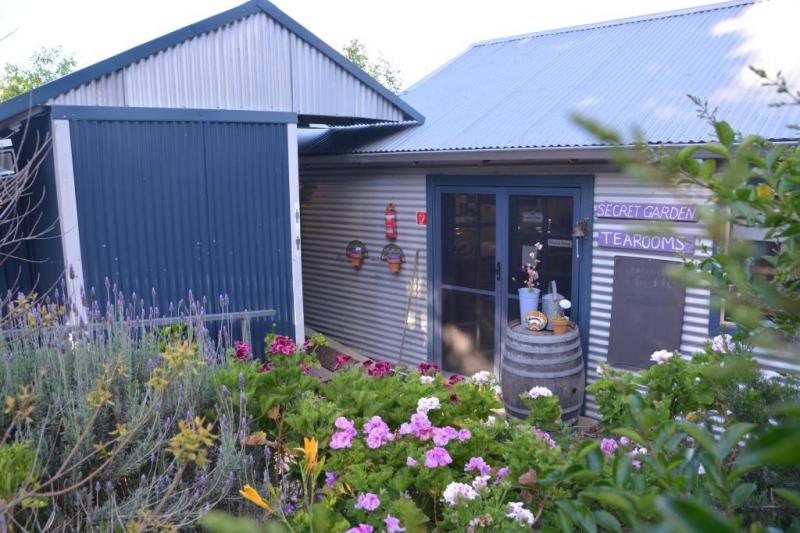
[354,492,381,512]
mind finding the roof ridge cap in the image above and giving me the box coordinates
[471,0,761,48]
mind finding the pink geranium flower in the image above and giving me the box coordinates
[424,447,452,468]
[354,492,380,512]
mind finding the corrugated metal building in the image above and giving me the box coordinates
[0,0,422,343]
[297,0,800,416]
[2,0,798,418]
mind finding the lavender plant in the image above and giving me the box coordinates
[0,288,255,531]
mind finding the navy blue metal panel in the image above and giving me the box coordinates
[0,113,63,298]
[69,119,293,341]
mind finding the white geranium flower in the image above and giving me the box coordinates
[470,370,493,385]
[527,386,553,399]
[442,482,477,506]
[596,365,604,376]
[506,502,535,526]
[650,350,674,365]
[485,415,497,426]
[711,334,734,354]
[416,396,441,415]
[471,475,491,490]
[420,375,435,385]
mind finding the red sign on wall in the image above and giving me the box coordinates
[416,211,428,226]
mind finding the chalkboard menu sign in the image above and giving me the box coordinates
[607,257,686,369]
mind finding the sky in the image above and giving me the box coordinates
[0,0,727,90]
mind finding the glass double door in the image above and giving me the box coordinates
[436,188,579,375]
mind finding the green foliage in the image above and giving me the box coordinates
[342,39,402,92]
[521,393,562,430]
[1,46,76,101]
[0,441,36,501]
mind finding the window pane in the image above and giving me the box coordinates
[441,193,496,290]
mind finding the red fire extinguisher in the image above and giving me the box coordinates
[384,202,398,239]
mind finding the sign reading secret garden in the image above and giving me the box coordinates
[595,202,698,254]
[595,202,698,222]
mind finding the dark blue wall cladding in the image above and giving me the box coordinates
[0,113,63,298]
[69,119,294,342]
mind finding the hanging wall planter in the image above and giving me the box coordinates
[346,240,367,268]
[381,244,405,273]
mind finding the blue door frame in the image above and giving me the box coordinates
[426,175,594,374]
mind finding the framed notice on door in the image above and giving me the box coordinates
[607,257,686,369]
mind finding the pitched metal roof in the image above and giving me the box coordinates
[0,1,424,125]
[300,0,800,155]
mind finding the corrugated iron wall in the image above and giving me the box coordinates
[300,173,428,364]
[300,166,799,416]
[49,13,405,123]
[584,173,713,417]
[69,119,294,338]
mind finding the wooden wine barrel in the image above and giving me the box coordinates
[500,323,585,424]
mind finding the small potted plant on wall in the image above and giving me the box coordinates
[346,240,367,268]
[381,244,405,273]
[516,242,543,324]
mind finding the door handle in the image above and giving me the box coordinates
[495,261,501,281]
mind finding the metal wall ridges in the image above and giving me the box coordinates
[300,173,428,365]
[69,119,294,339]
[49,13,405,123]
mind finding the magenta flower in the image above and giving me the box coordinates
[259,362,274,373]
[465,456,492,476]
[447,374,464,386]
[600,438,618,457]
[302,338,314,352]
[365,360,393,377]
[385,515,405,533]
[424,447,453,468]
[268,335,296,355]
[354,492,381,512]
[417,362,440,375]
[333,354,353,370]
[299,362,311,375]
[233,341,251,361]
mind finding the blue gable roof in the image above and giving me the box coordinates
[0,0,424,125]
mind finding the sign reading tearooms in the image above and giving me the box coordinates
[597,230,695,254]
[595,202,698,222]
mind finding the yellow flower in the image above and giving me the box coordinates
[240,484,272,511]
[756,183,773,199]
[303,437,318,469]
[295,437,319,474]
